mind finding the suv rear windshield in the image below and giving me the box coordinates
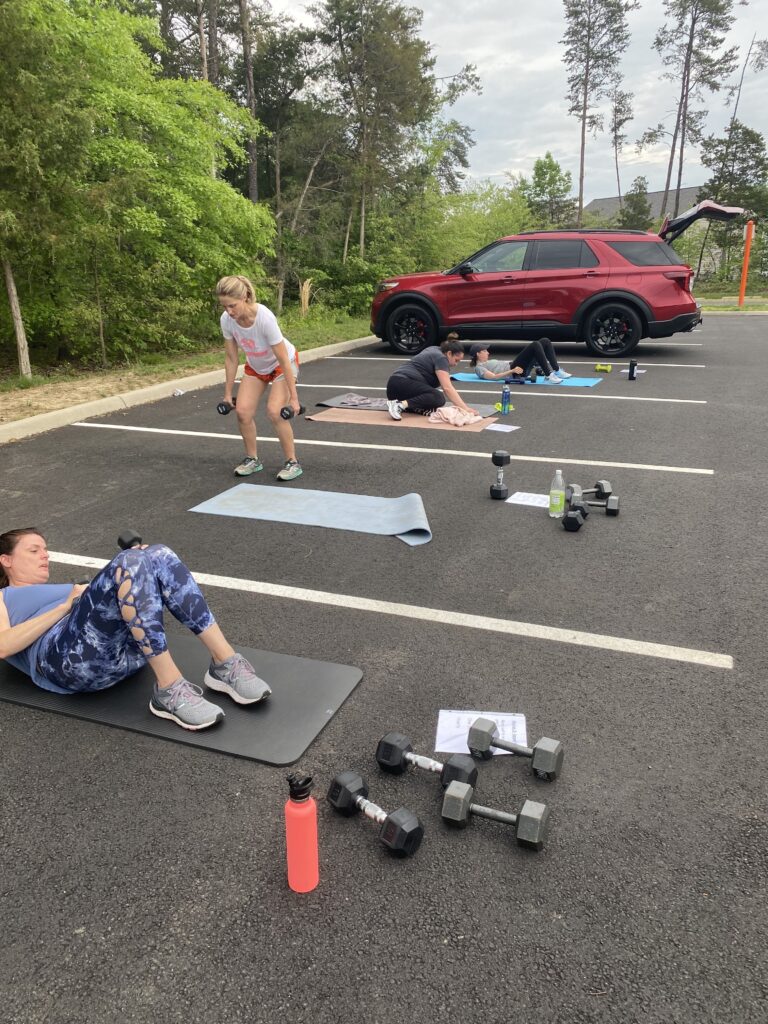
[606,241,685,266]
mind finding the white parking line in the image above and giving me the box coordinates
[48,552,732,668]
[330,356,707,369]
[295,383,707,405]
[73,422,714,475]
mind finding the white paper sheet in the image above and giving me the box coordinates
[506,491,549,507]
[485,423,520,432]
[435,709,527,754]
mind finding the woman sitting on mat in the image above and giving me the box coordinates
[386,338,478,420]
[216,274,303,481]
[469,339,572,383]
[0,528,270,732]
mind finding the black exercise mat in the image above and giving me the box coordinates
[316,392,498,418]
[0,637,362,765]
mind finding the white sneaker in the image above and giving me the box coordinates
[556,369,573,379]
[546,372,563,384]
[387,399,403,420]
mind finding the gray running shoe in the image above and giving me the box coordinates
[386,399,403,420]
[276,459,303,481]
[204,653,272,705]
[235,456,263,476]
[150,678,225,730]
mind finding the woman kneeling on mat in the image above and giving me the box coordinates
[386,338,478,420]
[469,339,572,383]
[216,274,303,481]
[0,528,270,731]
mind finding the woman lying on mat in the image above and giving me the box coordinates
[469,340,572,383]
[385,338,479,421]
[0,528,270,732]
[216,274,303,481]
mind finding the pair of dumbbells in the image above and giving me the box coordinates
[377,732,548,851]
[216,394,305,420]
[326,739,474,857]
[563,480,620,531]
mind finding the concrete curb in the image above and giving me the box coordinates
[0,335,379,446]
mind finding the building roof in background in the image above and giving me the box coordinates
[584,186,703,220]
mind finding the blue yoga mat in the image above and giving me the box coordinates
[190,484,432,546]
[451,373,601,387]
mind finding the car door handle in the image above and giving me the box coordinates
[501,276,517,282]
[583,271,599,276]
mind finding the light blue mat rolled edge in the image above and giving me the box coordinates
[451,372,601,387]
[190,484,432,546]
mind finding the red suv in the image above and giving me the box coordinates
[370,205,741,357]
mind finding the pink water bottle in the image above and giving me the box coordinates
[285,774,319,893]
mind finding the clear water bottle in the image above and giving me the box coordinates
[501,384,511,415]
[549,469,566,518]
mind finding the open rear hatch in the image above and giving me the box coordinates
[659,200,745,244]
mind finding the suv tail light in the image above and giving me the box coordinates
[663,269,692,289]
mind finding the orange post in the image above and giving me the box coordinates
[738,220,755,307]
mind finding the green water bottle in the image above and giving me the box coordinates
[549,469,566,519]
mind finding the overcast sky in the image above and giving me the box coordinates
[273,0,767,203]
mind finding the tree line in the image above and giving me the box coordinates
[1,0,766,376]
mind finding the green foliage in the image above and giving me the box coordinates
[617,177,655,230]
[0,0,273,369]
[518,154,577,228]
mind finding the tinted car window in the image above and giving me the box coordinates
[470,241,528,273]
[531,240,599,270]
[606,241,685,266]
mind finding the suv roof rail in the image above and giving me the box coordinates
[516,228,651,236]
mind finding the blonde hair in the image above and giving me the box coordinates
[216,275,256,303]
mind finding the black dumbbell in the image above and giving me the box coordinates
[467,716,564,781]
[562,509,585,532]
[586,494,620,516]
[490,450,510,500]
[441,781,549,851]
[375,732,478,788]
[327,770,424,857]
[582,480,612,499]
[280,403,306,420]
[216,396,236,415]
[117,530,142,550]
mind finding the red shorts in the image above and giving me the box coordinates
[244,351,300,383]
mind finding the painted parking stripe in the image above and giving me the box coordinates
[73,422,714,475]
[330,356,707,369]
[292,382,708,406]
[48,552,732,669]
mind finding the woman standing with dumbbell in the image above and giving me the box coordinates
[216,275,303,481]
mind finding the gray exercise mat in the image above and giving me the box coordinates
[190,484,433,546]
[316,392,498,418]
[0,637,362,765]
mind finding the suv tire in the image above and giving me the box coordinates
[583,302,642,358]
[385,303,437,355]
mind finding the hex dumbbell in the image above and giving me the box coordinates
[490,450,510,500]
[117,530,142,550]
[376,732,478,788]
[280,403,306,420]
[582,480,613,499]
[216,396,236,415]
[594,363,612,373]
[586,494,620,516]
[562,509,585,532]
[467,717,564,781]
[441,781,549,851]
[327,771,424,857]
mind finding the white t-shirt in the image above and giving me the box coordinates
[220,305,296,375]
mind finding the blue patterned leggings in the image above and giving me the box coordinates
[37,545,216,693]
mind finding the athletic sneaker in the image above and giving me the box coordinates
[555,369,573,379]
[150,677,225,731]
[387,399,403,420]
[205,653,272,705]
[234,456,263,477]
[546,372,563,384]
[277,459,303,481]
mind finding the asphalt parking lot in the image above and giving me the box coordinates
[1,314,766,1023]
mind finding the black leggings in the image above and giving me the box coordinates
[386,374,446,413]
[511,338,560,376]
